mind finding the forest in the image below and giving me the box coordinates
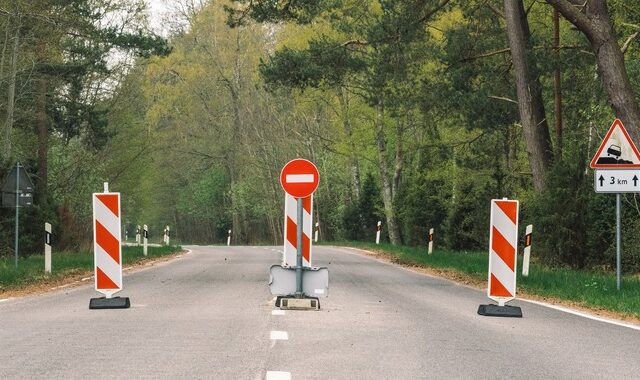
[1,0,640,272]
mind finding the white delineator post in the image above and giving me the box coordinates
[314,222,319,243]
[143,224,148,256]
[166,226,170,245]
[428,228,434,255]
[522,224,533,277]
[227,229,231,246]
[136,225,141,245]
[487,198,519,307]
[376,221,382,245]
[45,222,52,273]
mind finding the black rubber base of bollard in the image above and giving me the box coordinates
[477,304,522,318]
[89,296,130,309]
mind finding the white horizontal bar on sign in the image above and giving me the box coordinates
[286,174,314,183]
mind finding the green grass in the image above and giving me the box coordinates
[0,245,182,290]
[331,241,640,319]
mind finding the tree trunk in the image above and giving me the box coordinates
[553,8,562,156]
[374,97,401,245]
[392,118,404,197]
[503,0,553,193]
[546,0,640,142]
[3,17,19,163]
[338,87,361,200]
[228,29,244,244]
[36,39,48,206]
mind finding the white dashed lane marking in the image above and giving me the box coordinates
[266,371,291,380]
[270,331,288,340]
[272,310,285,316]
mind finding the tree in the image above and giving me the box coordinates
[546,0,640,142]
[503,0,553,192]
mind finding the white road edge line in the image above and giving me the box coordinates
[266,371,291,380]
[520,298,640,331]
[272,310,285,316]
[270,331,289,340]
[332,246,640,331]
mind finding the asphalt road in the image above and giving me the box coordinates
[1,245,639,379]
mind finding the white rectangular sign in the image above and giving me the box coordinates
[594,169,640,193]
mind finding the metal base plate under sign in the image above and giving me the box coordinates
[89,297,130,309]
[276,296,320,311]
[269,265,329,298]
[477,304,522,318]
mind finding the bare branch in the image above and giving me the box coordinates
[545,0,595,42]
[622,31,639,54]
[489,95,518,104]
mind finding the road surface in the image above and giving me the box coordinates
[1,245,639,379]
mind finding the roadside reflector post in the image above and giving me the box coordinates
[45,222,52,273]
[166,226,170,245]
[376,221,382,245]
[227,229,231,246]
[136,225,141,245]
[143,224,148,256]
[125,229,128,242]
[428,228,434,254]
[478,198,522,318]
[522,225,533,277]
[90,182,130,309]
[314,222,319,243]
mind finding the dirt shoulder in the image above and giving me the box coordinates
[342,246,640,327]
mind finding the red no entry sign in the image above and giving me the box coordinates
[280,159,319,198]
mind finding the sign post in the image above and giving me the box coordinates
[590,119,640,290]
[269,158,328,310]
[1,162,35,268]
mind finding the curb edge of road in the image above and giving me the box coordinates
[332,245,640,331]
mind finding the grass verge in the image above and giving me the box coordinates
[0,245,182,293]
[330,241,640,320]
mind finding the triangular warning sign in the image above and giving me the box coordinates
[590,119,640,168]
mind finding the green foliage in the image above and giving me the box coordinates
[260,37,365,89]
[342,172,384,240]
